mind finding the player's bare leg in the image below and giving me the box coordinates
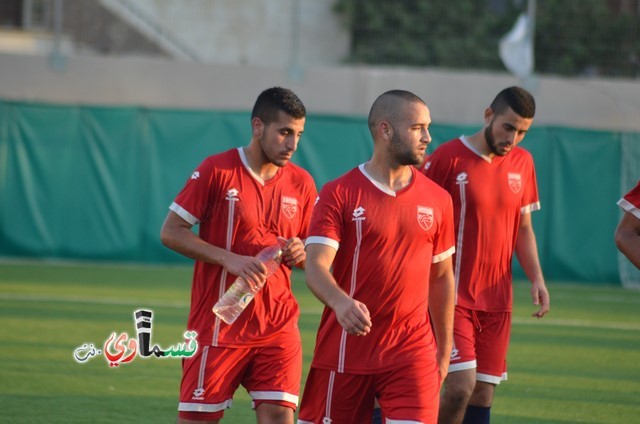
[256,402,294,424]
[461,381,495,423]
[468,381,495,407]
[438,369,476,424]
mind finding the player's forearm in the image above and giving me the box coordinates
[161,223,230,266]
[428,268,454,362]
[515,225,544,284]
[615,213,640,269]
[615,229,640,269]
[305,262,350,310]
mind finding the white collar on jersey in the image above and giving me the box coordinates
[358,163,398,197]
[237,147,266,186]
[460,135,493,163]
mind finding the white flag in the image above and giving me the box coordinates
[499,13,533,79]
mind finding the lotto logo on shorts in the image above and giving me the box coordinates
[281,196,298,219]
[450,347,461,361]
[417,206,434,231]
[508,173,522,193]
[192,387,205,400]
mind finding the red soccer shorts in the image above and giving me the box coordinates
[297,359,441,424]
[448,306,511,384]
[177,342,302,421]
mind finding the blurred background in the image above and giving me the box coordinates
[1,0,640,286]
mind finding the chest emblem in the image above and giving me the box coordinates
[281,196,298,219]
[417,206,434,231]
[352,206,366,221]
[226,188,239,201]
[508,173,522,193]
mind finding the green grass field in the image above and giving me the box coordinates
[1,260,639,423]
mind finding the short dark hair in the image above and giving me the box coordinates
[251,87,306,124]
[490,86,536,119]
[368,90,426,135]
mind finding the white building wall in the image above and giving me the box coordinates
[100,0,349,66]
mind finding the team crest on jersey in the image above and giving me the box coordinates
[281,196,298,219]
[417,206,434,231]
[508,173,522,193]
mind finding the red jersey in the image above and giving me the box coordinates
[306,164,455,374]
[170,148,317,347]
[422,136,540,312]
[618,180,640,219]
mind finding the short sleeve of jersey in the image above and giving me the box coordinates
[296,170,319,240]
[305,179,342,251]
[520,152,541,214]
[433,191,456,263]
[618,180,640,219]
[170,156,217,225]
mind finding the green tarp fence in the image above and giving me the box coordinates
[0,101,637,284]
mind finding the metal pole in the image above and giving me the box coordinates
[288,0,303,81]
[527,0,536,70]
[22,0,33,28]
[50,0,66,71]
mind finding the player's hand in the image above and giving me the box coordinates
[277,236,306,267]
[225,253,268,288]
[332,296,372,336]
[436,351,450,385]
[530,280,550,319]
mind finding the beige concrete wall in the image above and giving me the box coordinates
[0,52,639,131]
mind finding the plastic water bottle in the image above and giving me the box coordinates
[212,241,285,324]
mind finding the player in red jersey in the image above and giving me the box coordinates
[616,180,640,269]
[160,87,317,423]
[297,90,455,423]
[422,86,550,424]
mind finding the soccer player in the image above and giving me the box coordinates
[160,87,317,424]
[615,180,640,269]
[297,90,456,423]
[422,86,551,424]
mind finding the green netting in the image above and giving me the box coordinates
[0,100,634,284]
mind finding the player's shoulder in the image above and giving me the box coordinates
[285,161,315,182]
[424,137,463,165]
[195,149,239,175]
[414,170,452,200]
[512,145,534,159]
[509,146,536,166]
[431,137,463,154]
[318,166,361,194]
